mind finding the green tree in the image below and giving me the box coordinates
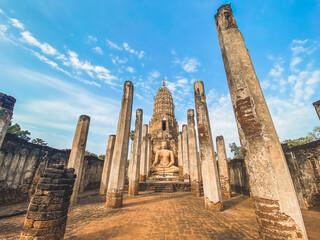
[129,130,135,141]
[85,151,98,157]
[283,126,319,148]
[307,126,320,140]
[7,123,31,141]
[31,138,47,146]
[98,154,105,160]
[229,142,243,159]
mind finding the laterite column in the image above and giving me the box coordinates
[99,135,116,194]
[0,93,16,148]
[187,109,201,196]
[128,109,143,196]
[177,133,184,180]
[216,136,231,199]
[106,81,133,208]
[139,124,148,182]
[182,125,190,181]
[194,81,223,211]
[68,115,90,207]
[215,4,307,238]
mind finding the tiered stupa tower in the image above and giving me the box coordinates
[149,78,179,166]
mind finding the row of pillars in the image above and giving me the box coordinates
[2,4,318,239]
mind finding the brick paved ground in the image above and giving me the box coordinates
[0,191,319,239]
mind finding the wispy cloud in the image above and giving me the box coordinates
[87,35,97,44]
[123,42,145,59]
[106,39,122,50]
[10,18,24,30]
[172,55,201,73]
[92,46,103,55]
[126,66,135,73]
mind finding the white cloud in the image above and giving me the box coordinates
[290,39,317,56]
[181,57,201,73]
[0,24,7,32]
[171,49,176,55]
[269,64,284,77]
[110,55,128,64]
[10,18,24,30]
[135,93,143,100]
[106,39,122,50]
[93,46,103,55]
[21,31,58,56]
[123,42,145,59]
[0,9,3,14]
[290,57,302,72]
[126,66,135,73]
[88,35,97,44]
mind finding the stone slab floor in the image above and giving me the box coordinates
[0,192,319,240]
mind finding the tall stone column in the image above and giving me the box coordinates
[100,135,116,194]
[0,93,16,148]
[215,4,307,239]
[106,81,133,208]
[139,124,148,182]
[128,109,143,196]
[194,81,223,211]
[216,136,231,199]
[187,109,201,196]
[177,133,184,179]
[313,100,320,120]
[67,115,90,207]
[182,125,190,181]
[146,134,152,177]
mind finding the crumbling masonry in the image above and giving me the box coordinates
[215,4,308,239]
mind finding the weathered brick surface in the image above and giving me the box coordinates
[20,164,76,240]
[106,189,123,208]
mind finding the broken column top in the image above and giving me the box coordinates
[313,100,320,106]
[0,93,16,111]
[136,108,143,116]
[187,109,194,117]
[214,4,238,31]
[216,135,224,141]
[79,115,90,121]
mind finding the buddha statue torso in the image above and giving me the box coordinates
[151,141,179,173]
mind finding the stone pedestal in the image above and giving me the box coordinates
[182,125,190,181]
[216,136,231,199]
[194,81,223,211]
[187,109,201,196]
[177,133,184,180]
[67,115,90,207]
[20,164,76,240]
[215,4,307,238]
[313,100,320,120]
[128,109,143,196]
[0,93,16,148]
[106,81,133,208]
[100,135,116,194]
[139,124,148,182]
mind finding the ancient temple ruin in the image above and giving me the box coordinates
[0,3,320,240]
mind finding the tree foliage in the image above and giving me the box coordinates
[229,142,243,159]
[283,126,320,148]
[98,154,105,160]
[31,138,47,146]
[129,130,135,141]
[85,151,98,157]
[7,123,31,141]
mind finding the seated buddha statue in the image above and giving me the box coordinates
[151,141,179,173]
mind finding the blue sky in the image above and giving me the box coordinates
[0,1,319,157]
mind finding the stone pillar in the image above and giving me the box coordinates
[187,109,201,196]
[182,125,190,181]
[20,164,76,240]
[67,115,90,207]
[106,81,133,208]
[216,136,231,199]
[0,93,16,148]
[139,124,148,182]
[177,133,184,180]
[194,81,223,211]
[215,4,307,238]
[313,100,320,120]
[100,135,116,194]
[146,134,152,177]
[128,109,143,196]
